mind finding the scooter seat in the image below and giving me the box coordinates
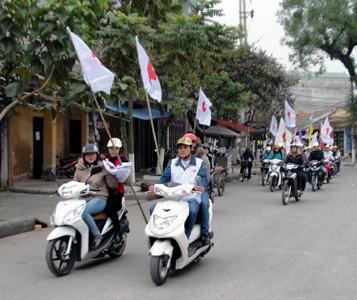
[93,212,108,220]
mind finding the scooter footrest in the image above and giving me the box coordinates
[188,240,202,257]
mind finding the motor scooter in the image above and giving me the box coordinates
[260,159,270,186]
[56,157,78,178]
[281,163,302,205]
[145,181,213,285]
[324,158,333,182]
[268,159,283,192]
[309,160,323,192]
[46,166,129,276]
[333,155,341,175]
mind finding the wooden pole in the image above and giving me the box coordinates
[145,91,163,174]
[193,118,197,135]
[90,88,148,224]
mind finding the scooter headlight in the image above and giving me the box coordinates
[153,215,177,230]
[62,204,85,224]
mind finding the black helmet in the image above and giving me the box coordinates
[82,144,99,154]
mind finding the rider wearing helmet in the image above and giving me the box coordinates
[104,138,129,243]
[261,146,272,160]
[74,144,118,249]
[269,144,285,160]
[307,142,327,183]
[149,137,207,239]
[181,133,211,245]
[283,142,307,192]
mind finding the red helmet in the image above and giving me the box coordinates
[182,133,199,145]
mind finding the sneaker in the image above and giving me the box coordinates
[91,235,103,250]
[248,179,251,182]
[323,180,327,184]
[201,234,210,246]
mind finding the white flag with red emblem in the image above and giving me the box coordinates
[309,132,318,147]
[196,88,212,126]
[321,116,334,144]
[269,115,278,136]
[135,36,162,102]
[275,118,293,153]
[67,27,114,94]
[285,100,296,127]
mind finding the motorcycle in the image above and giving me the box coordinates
[334,155,341,175]
[324,158,333,183]
[268,159,283,192]
[309,160,323,192]
[281,163,302,205]
[56,157,78,178]
[260,159,270,186]
[145,181,213,285]
[46,166,129,276]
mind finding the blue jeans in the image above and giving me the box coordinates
[200,192,210,236]
[150,200,200,238]
[82,197,107,238]
[307,165,327,182]
[208,178,214,191]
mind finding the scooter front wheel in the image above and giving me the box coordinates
[150,255,170,285]
[282,183,290,205]
[270,176,276,192]
[46,236,75,276]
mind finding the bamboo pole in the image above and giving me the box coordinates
[145,91,163,174]
[90,88,148,224]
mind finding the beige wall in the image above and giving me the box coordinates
[9,106,87,181]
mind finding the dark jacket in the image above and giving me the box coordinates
[308,150,325,162]
[242,150,255,163]
[283,150,306,166]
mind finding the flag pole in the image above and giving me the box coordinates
[193,118,197,135]
[145,91,163,174]
[90,88,148,224]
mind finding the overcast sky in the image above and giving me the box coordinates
[213,0,347,73]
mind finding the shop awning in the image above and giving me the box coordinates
[106,103,170,120]
[205,126,240,137]
[212,118,263,133]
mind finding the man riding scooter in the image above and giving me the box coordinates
[149,137,208,240]
[307,142,327,184]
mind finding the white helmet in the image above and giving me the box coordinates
[107,138,122,148]
[313,142,319,147]
[266,146,271,151]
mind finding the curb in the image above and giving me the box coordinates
[0,216,36,239]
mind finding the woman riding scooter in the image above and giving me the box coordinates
[283,143,306,192]
[74,144,118,249]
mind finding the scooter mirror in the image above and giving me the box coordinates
[195,176,201,182]
[90,165,102,176]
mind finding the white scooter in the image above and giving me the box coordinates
[269,159,283,192]
[46,166,129,276]
[145,181,213,285]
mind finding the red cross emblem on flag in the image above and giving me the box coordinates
[326,128,329,135]
[288,112,291,120]
[282,132,286,142]
[202,101,206,112]
[147,60,157,86]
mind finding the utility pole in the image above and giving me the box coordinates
[239,0,254,46]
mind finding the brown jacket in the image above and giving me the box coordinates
[73,158,118,201]
[195,147,211,181]
[283,150,306,166]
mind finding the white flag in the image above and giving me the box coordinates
[321,117,334,144]
[196,88,212,126]
[285,100,296,127]
[309,132,319,147]
[67,27,114,94]
[275,118,293,153]
[309,113,314,123]
[269,115,278,136]
[135,36,162,102]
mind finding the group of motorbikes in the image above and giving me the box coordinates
[260,154,341,205]
[46,166,212,286]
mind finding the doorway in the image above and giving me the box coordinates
[33,117,43,179]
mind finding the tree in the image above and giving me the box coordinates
[222,47,298,126]
[0,0,128,121]
[277,0,357,85]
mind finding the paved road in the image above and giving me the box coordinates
[0,166,356,300]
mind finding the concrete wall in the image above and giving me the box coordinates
[290,75,350,113]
